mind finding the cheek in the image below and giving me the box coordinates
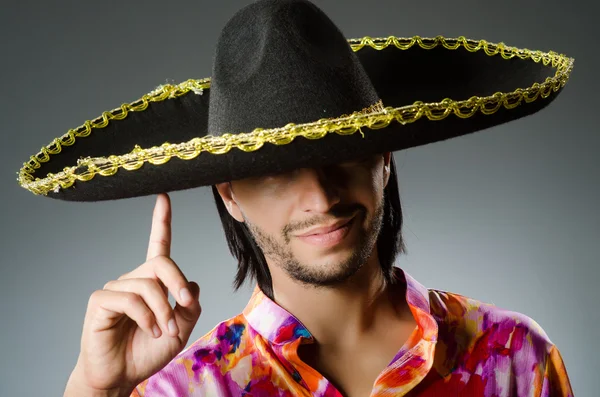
[357,176,386,224]
[239,196,292,237]
[373,169,385,196]
[349,166,384,202]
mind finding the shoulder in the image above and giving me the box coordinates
[427,288,558,374]
[133,313,254,397]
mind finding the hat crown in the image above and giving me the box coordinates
[207,0,380,136]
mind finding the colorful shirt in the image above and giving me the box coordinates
[131,267,573,396]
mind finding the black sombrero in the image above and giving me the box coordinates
[17,0,574,202]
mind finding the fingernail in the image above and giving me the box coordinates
[168,318,179,336]
[179,287,192,305]
[153,324,161,338]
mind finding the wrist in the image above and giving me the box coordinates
[64,365,133,397]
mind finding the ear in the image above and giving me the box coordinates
[382,152,392,188]
[214,182,245,223]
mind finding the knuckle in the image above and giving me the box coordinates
[88,290,103,307]
[122,292,142,308]
[117,272,130,280]
[144,279,166,298]
[150,254,173,266]
[149,236,170,248]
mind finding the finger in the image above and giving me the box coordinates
[146,193,172,261]
[103,278,178,337]
[118,268,167,296]
[119,256,191,308]
[87,289,162,339]
[172,281,202,344]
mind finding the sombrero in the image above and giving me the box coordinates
[17,0,574,202]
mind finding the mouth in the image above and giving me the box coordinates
[295,216,356,247]
[296,216,355,237]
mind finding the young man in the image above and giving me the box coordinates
[17,0,574,396]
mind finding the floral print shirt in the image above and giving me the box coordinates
[131,267,573,396]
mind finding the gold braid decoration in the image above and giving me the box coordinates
[17,36,574,196]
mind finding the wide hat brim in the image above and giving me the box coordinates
[18,36,573,202]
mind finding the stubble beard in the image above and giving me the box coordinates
[243,196,385,288]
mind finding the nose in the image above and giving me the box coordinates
[296,167,341,213]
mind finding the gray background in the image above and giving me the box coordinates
[1,0,596,395]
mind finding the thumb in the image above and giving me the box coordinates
[173,281,201,343]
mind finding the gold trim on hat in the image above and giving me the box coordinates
[17,36,574,196]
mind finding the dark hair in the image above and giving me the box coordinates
[211,155,406,299]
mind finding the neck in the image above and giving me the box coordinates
[269,253,408,349]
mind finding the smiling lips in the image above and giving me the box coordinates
[295,217,355,247]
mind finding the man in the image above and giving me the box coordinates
[17,0,574,396]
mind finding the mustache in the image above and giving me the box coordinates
[282,204,364,237]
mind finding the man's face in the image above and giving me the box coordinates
[215,152,392,287]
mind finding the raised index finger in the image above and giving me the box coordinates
[147,193,172,261]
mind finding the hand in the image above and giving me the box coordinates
[68,193,202,394]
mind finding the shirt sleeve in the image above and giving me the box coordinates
[541,344,574,397]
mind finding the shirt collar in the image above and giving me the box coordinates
[242,266,439,346]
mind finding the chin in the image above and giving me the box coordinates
[302,251,364,275]
[296,245,356,264]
